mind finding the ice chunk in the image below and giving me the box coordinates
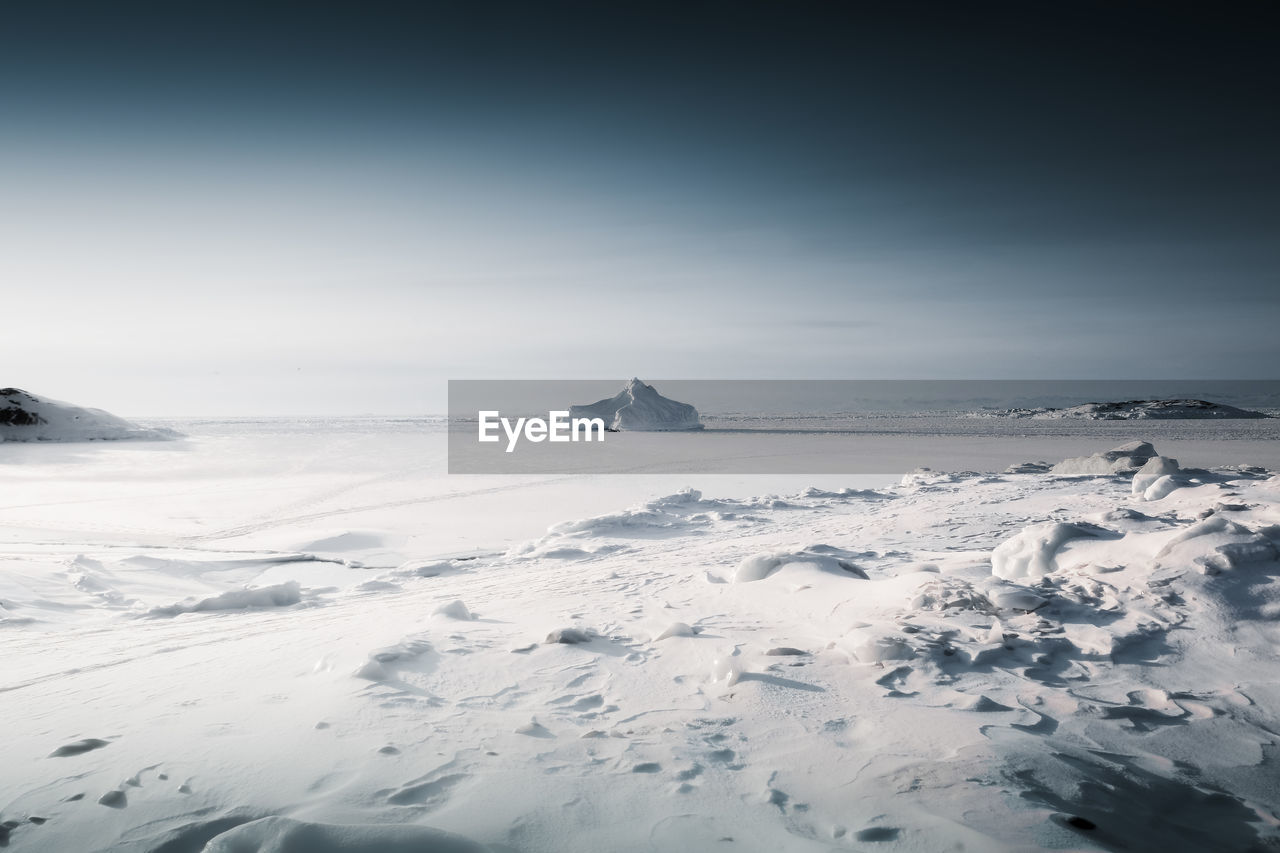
[1132,456,1180,495]
[1051,441,1158,476]
[1142,474,1183,502]
[710,651,743,685]
[991,522,1113,580]
[568,378,702,431]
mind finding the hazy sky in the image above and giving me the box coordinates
[3,2,1277,414]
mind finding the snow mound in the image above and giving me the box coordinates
[1132,456,1180,495]
[1142,474,1183,502]
[797,486,893,501]
[710,651,744,685]
[393,559,469,578]
[148,582,302,617]
[991,522,1116,580]
[434,599,474,620]
[971,399,1268,419]
[1005,461,1052,474]
[1050,441,1159,476]
[544,489,716,537]
[0,388,179,442]
[655,621,698,640]
[202,815,488,853]
[990,585,1049,611]
[506,488,769,559]
[846,631,915,663]
[545,627,595,644]
[909,578,994,613]
[734,546,869,583]
[1154,516,1280,574]
[355,634,434,681]
[568,378,702,431]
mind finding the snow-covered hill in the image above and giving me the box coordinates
[569,378,703,431]
[0,388,178,442]
[969,399,1269,420]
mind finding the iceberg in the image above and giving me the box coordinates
[0,388,179,442]
[569,378,703,431]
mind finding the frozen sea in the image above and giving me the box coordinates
[2,412,1279,851]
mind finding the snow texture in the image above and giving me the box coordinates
[4,427,1280,853]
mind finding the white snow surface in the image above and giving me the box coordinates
[0,388,178,442]
[568,378,703,431]
[2,424,1280,851]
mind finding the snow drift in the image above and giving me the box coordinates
[568,378,703,431]
[201,816,488,853]
[1050,440,1159,476]
[7,427,1280,852]
[0,388,178,442]
[148,581,304,617]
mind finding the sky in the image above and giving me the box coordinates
[2,1,1277,415]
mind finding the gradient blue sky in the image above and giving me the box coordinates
[3,1,1277,414]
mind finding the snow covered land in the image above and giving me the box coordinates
[0,389,178,443]
[569,379,703,431]
[968,399,1269,420]
[2,420,1280,851]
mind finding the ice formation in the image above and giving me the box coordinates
[1050,440,1158,476]
[990,521,1114,580]
[1132,455,1180,494]
[0,387,178,442]
[568,378,703,431]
